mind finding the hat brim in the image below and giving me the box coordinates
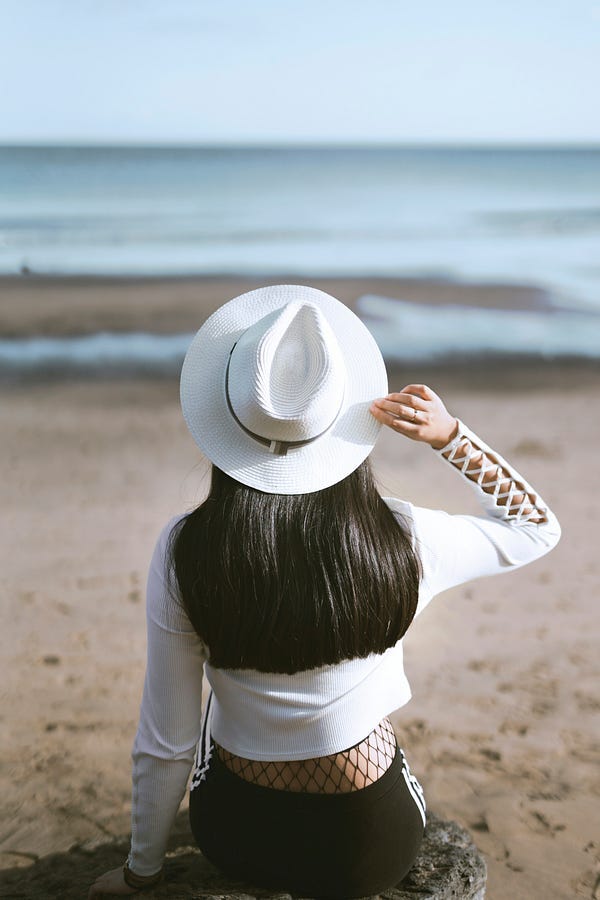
[180,284,388,494]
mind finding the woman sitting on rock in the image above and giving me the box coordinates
[89,285,560,898]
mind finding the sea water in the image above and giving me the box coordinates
[1,145,599,372]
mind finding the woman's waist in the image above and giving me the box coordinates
[206,655,412,760]
[213,716,398,794]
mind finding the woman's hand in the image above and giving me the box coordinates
[88,866,139,898]
[370,383,458,449]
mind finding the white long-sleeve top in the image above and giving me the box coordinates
[128,419,561,874]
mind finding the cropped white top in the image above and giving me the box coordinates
[128,419,561,874]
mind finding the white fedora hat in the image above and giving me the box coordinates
[180,284,388,494]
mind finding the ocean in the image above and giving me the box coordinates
[1,145,600,373]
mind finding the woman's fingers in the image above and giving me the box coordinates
[394,383,434,399]
[388,417,421,435]
[372,397,425,418]
[370,383,453,445]
[369,402,425,434]
[372,391,427,414]
[381,391,423,408]
[370,404,423,429]
[370,391,430,427]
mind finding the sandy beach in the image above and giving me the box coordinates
[1,276,599,899]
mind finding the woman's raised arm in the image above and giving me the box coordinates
[372,384,561,613]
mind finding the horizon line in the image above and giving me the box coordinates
[2,139,600,151]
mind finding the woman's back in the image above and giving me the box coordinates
[89,285,560,899]
[141,414,559,768]
[168,461,421,674]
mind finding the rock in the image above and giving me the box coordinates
[384,813,487,899]
[153,813,487,899]
[0,812,486,899]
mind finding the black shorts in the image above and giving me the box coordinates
[189,710,426,899]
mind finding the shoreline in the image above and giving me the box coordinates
[0,273,558,338]
[3,358,600,392]
[1,274,599,388]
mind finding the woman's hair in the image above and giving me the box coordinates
[168,460,422,675]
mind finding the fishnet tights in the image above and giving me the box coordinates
[442,431,548,524]
[214,717,398,793]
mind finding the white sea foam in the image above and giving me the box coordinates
[1,298,599,378]
[357,296,600,362]
[0,331,194,376]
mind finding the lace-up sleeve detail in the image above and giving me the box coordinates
[385,418,561,614]
[437,420,548,525]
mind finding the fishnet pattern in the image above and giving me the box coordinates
[443,433,548,524]
[214,717,398,793]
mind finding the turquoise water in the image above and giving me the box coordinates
[1,146,600,372]
[2,146,600,309]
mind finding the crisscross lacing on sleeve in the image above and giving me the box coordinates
[438,423,548,525]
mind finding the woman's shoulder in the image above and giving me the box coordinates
[146,512,199,632]
[381,495,421,552]
[147,512,190,591]
[381,495,418,535]
[381,495,451,568]
[381,495,455,535]
[381,496,412,517]
[153,511,189,553]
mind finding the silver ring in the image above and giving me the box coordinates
[411,408,418,421]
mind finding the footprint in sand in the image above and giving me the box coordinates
[527,783,570,801]
[510,438,560,459]
[499,719,529,736]
[527,809,566,837]
[467,658,502,675]
[575,690,600,712]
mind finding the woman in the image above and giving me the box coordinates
[89,285,560,898]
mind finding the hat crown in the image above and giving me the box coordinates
[227,301,346,443]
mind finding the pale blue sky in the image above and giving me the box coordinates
[1,0,599,144]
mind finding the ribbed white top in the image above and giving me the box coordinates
[206,643,411,761]
[128,419,561,874]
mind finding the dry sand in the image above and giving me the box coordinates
[0,276,599,899]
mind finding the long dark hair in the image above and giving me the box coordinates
[168,459,422,675]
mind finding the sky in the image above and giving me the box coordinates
[1,0,599,144]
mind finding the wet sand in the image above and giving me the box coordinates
[0,273,553,338]
[0,276,598,899]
